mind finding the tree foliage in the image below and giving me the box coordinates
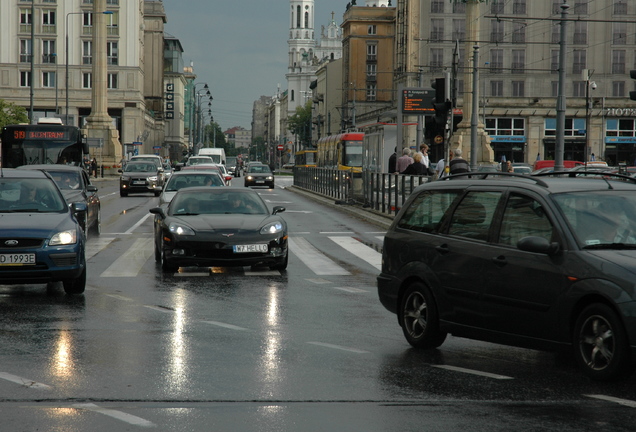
[0,99,28,129]
[287,101,313,147]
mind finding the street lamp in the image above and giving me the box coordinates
[189,83,209,150]
[584,69,596,164]
[65,10,113,123]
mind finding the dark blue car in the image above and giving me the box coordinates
[0,169,87,294]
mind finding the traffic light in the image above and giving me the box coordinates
[630,70,636,101]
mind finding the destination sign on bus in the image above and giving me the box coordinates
[10,128,71,141]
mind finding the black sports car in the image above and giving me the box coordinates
[149,187,288,272]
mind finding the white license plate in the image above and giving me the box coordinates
[256,180,265,183]
[0,253,36,266]
[233,244,268,253]
[132,181,146,185]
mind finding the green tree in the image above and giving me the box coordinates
[287,101,313,147]
[0,99,28,129]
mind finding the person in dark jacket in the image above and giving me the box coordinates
[402,153,428,175]
[90,158,98,178]
[388,147,397,173]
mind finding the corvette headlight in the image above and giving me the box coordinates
[50,230,77,246]
[169,223,195,236]
[261,221,283,235]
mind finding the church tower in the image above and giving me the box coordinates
[286,0,317,116]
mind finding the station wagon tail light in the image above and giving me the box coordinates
[50,230,77,246]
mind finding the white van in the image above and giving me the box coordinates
[198,148,226,165]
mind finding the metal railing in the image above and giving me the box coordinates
[293,167,430,217]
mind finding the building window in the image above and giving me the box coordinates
[20,71,31,87]
[573,81,586,97]
[614,1,627,15]
[82,12,93,35]
[613,23,627,45]
[572,49,586,74]
[512,21,526,43]
[82,40,92,64]
[296,6,301,28]
[430,48,444,73]
[490,49,504,74]
[452,19,465,42]
[368,25,376,35]
[574,1,588,15]
[573,22,587,45]
[491,20,504,43]
[512,81,525,97]
[19,8,32,33]
[551,50,559,74]
[107,73,118,89]
[82,72,92,89]
[612,81,625,97]
[42,71,56,88]
[431,0,444,14]
[367,43,377,62]
[107,42,118,65]
[452,1,466,13]
[304,12,309,29]
[485,118,525,136]
[551,23,560,44]
[431,19,444,42]
[19,39,32,63]
[42,9,56,34]
[511,50,525,74]
[513,0,526,15]
[366,84,377,102]
[491,81,504,97]
[42,40,56,63]
[366,63,377,80]
[491,0,504,14]
[106,11,119,36]
[612,50,626,74]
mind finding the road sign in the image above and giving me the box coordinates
[277,144,284,151]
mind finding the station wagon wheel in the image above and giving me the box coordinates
[399,282,447,349]
[574,303,632,381]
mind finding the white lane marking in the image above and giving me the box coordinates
[285,210,313,213]
[307,342,369,354]
[105,294,134,302]
[125,213,153,234]
[0,372,51,390]
[306,278,332,285]
[585,394,636,408]
[86,237,116,260]
[329,236,382,271]
[432,365,514,380]
[143,305,175,313]
[288,237,350,276]
[72,403,155,428]
[202,321,249,331]
[376,236,384,242]
[334,287,368,293]
[100,238,153,277]
[320,232,353,234]
[244,269,281,276]
[290,232,311,235]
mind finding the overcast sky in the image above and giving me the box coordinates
[162,0,348,131]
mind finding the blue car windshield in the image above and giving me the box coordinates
[0,178,67,212]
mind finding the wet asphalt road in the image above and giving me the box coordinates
[1,175,636,431]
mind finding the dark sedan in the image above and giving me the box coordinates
[19,164,100,236]
[119,161,163,197]
[0,169,87,294]
[244,164,274,188]
[149,187,288,272]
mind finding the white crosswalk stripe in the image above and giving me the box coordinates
[89,235,382,277]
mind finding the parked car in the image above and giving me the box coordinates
[244,163,275,188]
[0,169,87,294]
[378,171,636,381]
[149,187,288,272]
[119,161,164,197]
[18,164,101,236]
[158,170,226,206]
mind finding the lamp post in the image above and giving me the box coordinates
[194,89,211,152]
[190,83,209,151]
[584,70,596,165]
[65,10,112,123]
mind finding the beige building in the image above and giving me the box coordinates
[0,0,172,160]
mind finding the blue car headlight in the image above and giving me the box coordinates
[261,221,284,235]
[169,223,195,236]
[50,230,77,246]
